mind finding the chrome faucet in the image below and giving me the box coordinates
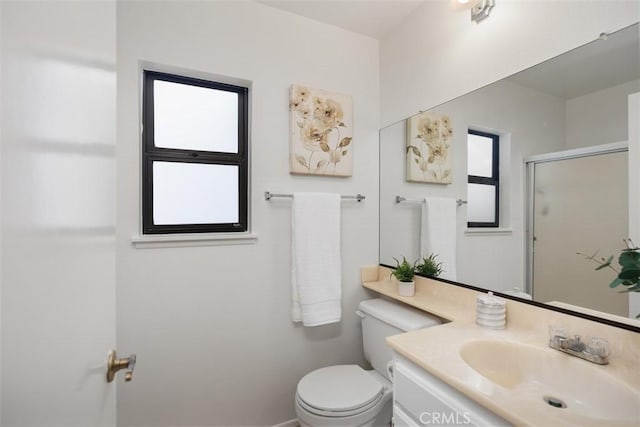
[548,326,609,365]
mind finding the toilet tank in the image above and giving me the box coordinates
[358,299,441,379]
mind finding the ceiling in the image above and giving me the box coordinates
[257,0,427,40]
[507,24,640,100]
[257,2,639,100]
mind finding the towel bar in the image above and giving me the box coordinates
[265,191,365,202]
[395,195,467,207]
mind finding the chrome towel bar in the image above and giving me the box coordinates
[395,195,467,207]
[265,191,365,202]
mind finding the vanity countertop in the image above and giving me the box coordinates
[362,266,640,427]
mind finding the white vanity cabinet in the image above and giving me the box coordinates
[392,354,511,427]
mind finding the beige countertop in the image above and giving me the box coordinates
[362,266,640,427]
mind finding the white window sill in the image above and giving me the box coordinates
[464,228,512,236]
[131,232,258,249]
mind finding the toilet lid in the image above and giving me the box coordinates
[296,365,384,414]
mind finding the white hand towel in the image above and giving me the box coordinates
[420,197,457,281]
[291,192,342,326]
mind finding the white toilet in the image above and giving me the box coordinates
[295,298,441,427]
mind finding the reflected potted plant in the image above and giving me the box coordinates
[391,256,416,297]
[416,253,443,279]
[578,238,640,317]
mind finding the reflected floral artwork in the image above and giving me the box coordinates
[289,85,353,176]
[406,111,453,184]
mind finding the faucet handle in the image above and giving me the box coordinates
[548,325,569,348]
[586,336,609,357]
[548,325,567,341]
[548,325,566,337]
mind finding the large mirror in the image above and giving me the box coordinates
[380,23,639,329]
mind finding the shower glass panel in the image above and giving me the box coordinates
[532,151,628,316]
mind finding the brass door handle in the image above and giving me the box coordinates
[107,350,136,383]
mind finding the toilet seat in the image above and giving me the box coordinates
[296,365,385,417]
[296,390,384,418]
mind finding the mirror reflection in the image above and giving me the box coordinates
[380,23,639,323]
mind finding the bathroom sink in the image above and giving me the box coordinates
[459,340,640,423]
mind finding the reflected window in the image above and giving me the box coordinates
[467,130,499,227]
[142,70,248,234]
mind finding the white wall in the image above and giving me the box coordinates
[380,0,640,127]
[565,79,640,148]
[116,2,379,425]
[1,1,116,426]
[380,79,566,292]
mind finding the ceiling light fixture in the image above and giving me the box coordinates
[470,0,495,23]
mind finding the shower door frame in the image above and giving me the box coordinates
[523,141,628,297]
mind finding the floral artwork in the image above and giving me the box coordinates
[406,111,453,184]
[289,85,353,176]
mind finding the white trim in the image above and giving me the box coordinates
[464,228,512,236]
[139,60,252,89]
[271,419,299,427]
[523,141,627,164]
[131,232,258,249]
[628,92,639,318]
[524,163,535,296]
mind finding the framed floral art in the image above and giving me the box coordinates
[289,85,353,177]
[406,111,453,184]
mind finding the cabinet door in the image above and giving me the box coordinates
[393,404,421,427]
[393,355,511,427]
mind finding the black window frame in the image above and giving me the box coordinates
[467,129,499,228]
[142,70,248,235]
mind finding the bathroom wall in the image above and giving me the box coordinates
[565,79,640,148]
[1,1,116,426]
[380,1,640,127]
[116,1,379,425]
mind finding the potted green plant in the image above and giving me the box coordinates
[391,256,416,297]
[578,238,640,317]
[415,253,443,279]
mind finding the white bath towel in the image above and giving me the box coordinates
[291,192,342,326]
[420,197,457,281]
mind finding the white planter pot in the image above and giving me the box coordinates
[398,280,415,297]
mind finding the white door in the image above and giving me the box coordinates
[1,1,118,425]
[532,150,629,316]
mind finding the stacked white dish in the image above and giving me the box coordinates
[476,292,506,329]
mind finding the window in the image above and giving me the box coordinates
[467,129,499,228]
[142,70,248,234]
